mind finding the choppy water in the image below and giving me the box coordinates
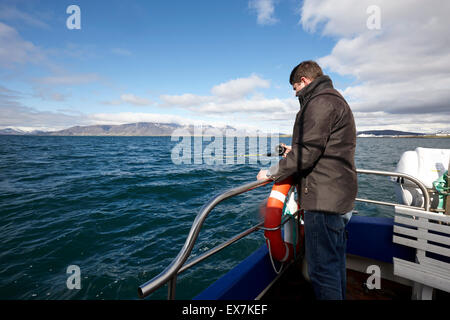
[0,136,449,299]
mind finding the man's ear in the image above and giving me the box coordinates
[302,77,312,85]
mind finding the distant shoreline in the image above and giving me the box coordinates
[0,134,449,138]
[1,123,448,138]
[357,135,450,138]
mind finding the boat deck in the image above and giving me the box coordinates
[260,258,449,300]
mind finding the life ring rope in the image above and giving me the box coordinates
[264,236,284,274]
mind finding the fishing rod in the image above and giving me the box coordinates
[203,144,287,158]
[270,144,287,157]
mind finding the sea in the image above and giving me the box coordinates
[0,136,449,300]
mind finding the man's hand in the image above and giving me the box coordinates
[280,143,292,158]
[257,169,268,181]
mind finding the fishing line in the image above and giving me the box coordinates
[201,144,287,159]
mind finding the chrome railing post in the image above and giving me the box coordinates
[168,275,177,300]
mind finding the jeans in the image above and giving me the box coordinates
[304,210,352,300]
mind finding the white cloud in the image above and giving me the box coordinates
[0,22,44,68]
[33,86,69,102]
[111,48,132,56]
[35,73,101,85]
[299,0,450,132]
[153,73,298,132]
[191,96,296,114]
[353,111,450,134]
[0,4,49,29]
[59,42,99,60]
[120,94,152,106]
[157,75,299,133]
[0,81,294,134]
[0,104,84,132]
[0,88,232,131]
[0,87,257,132]
[211,74,270,100]
[160,93,213,107]
[301,0,370,36]
[0,85,21,99]
[249,0,278,25]
[160,74,275,111]
[102,93,153,106]
[88,112,203,126]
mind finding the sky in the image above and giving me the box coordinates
[1,0,449,134]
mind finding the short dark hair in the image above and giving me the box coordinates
[289,60,323,84]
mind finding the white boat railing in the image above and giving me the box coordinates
[137,169,431,299]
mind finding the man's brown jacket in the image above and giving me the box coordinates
[268,75,357,214]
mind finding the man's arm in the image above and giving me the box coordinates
[267,98,334,181]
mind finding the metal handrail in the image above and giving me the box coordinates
[138,168,431,299]
[179,221,264,274]
[138,178,272,299]
[179,211,301,274]
[356,169,430,211]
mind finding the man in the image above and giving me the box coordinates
[257,60,357,300]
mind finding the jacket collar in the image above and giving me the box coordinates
[296,75,334,108]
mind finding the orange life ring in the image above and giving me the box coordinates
[264,177,302,262]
